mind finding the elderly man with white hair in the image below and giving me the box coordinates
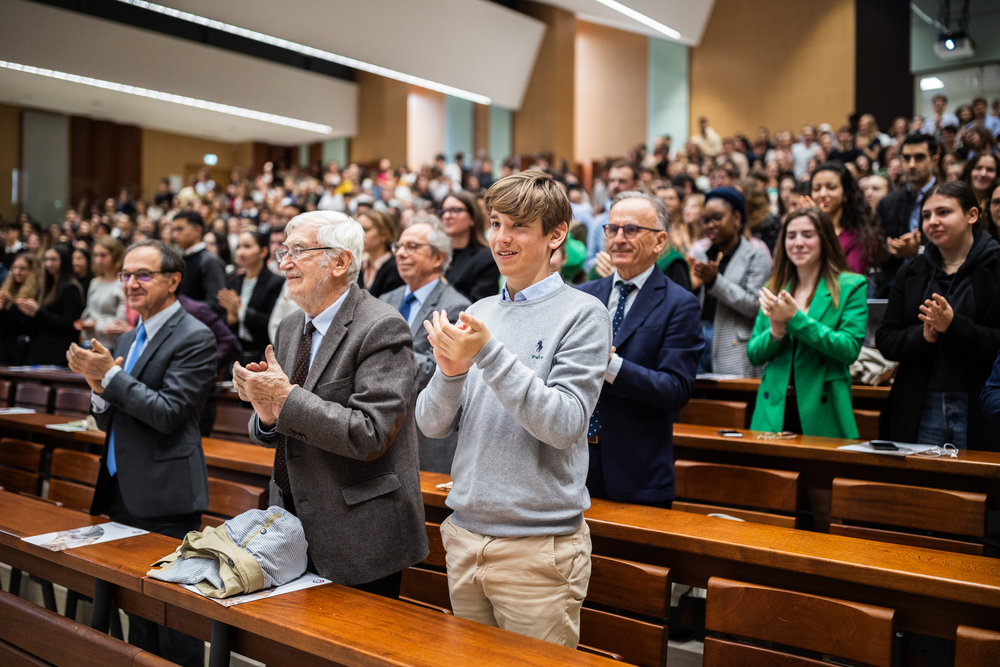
[233,210,428,599]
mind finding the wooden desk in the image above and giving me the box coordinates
[0,491,175,630]
[672,424,1000,510]
[420,472,1000,639]
[0,366,86,386]
[0,413,273,488]
[146,578,614,667]
[694,377,890,411]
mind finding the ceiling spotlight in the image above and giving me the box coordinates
[0,60,333,134]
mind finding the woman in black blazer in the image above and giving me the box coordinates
[218,231,285,368]
[441,190,500,301]
[356,210,404,298]
[22,242,84,366]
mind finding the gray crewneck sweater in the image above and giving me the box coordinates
[416,284,612,536]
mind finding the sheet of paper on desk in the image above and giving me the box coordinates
[46,420,90,432]
[0,407,36,415]
[696,373,745,381]
[185,572,331,607]
[838,443,938,457]
[23,522,150,551]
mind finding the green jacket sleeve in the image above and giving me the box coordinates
[746,307,787,366]
[784,276,868,366]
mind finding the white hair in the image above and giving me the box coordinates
[408,217,453,274]
[285,210,364,282]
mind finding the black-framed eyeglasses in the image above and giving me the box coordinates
[439,207,467,216]
[275,246,335,262]
[118,270,169,284]
[603,223,662,239]
[391,241,432,254]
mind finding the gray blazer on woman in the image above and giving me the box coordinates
[695,236,772,378]
[249,285,429,586]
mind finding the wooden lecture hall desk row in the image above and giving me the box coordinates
[693,376,890,410]
[4,412,1000,511]
[0,491,615,667]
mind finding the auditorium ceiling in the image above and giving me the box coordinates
[0,0,357,143]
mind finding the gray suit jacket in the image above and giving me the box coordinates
[381,279,471,473]
[249,284,429,585]
[91,306,217,519]
[695,236,771,378]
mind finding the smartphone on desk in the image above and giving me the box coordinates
[869,440,901,451]
[717,429,743,437]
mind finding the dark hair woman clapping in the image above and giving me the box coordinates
[877,181,1000,450]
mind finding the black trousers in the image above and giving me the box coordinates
[105,477,205,667]
[283,492,403,599]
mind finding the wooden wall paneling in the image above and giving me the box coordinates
[474,103,491,159]
[351,71,408,166]
[0,104,21,221]
[574,21,648,163]
[690,0,855,139]
[513,0,576,165]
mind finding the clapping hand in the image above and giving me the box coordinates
[67,339,123,393]
[217,288,242,324]
[759,288,798,337]
[423,310,491,377]
[888,230,921,258]
[919,293,953,335]
[593,251,615,278]
[16,298,38,317]
[690,257,719,286]
[232,345,292,428]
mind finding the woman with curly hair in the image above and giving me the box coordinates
[739,178,782,255]
[961,152,999,214]
[808,161,887,276]
[0,253,43,363]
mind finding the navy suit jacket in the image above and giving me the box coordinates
[578,269,705,502]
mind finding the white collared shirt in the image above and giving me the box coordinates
[301,288,351,370]
[604,263,656,384]
[91,299,183,411]
[401,278,440,327]
[501,271,563,302]
[183,242,207,257]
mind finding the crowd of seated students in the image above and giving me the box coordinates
[2,95,1000,450]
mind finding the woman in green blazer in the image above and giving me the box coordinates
[748,207,868,438]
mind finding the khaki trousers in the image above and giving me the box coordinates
[439,515,591,648]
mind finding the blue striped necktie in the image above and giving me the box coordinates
[588,282,634,438]
[107,323,146,476]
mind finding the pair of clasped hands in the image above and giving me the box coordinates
[423,311,491,377]
[758,287,800,338]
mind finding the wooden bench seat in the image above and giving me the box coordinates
[672,460,799,528]
[678,399,747,429]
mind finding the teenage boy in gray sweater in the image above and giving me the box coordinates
[416,172,612,648]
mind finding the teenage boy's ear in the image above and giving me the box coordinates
[547,221,569,251]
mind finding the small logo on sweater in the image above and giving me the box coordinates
[532,339,544,359]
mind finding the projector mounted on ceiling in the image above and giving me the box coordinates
[934,33,975,60]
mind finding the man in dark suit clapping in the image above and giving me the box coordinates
[233,211,428,599]
[68,239,217,667]
[380,219,470,473]
[579,192,705,506]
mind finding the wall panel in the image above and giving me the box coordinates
[351,71,408,167]
[22,109,68,226]
[513,1,576,164]
[574,21,648,163]
[407,89,446,171]
[690,0,855,139]
[141,129,252,200]
[0,103,21,221]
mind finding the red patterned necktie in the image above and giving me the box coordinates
[274,321,315,494]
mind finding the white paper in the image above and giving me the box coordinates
[0,407,35,415]
[184,572,331,607]
[838,442,938,457]
[23,522,149,551]
[46,421,90,432]
[696,373,745,381]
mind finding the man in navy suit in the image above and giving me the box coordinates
[579,192,704,506]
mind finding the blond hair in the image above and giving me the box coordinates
[484,172,571,236]
[0,253,43,304]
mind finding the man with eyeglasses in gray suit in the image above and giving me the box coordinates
[233,210,428,600]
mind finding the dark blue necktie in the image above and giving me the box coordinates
[399,292,418,323]
[588,282,635,438]
[107,323,147,475]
